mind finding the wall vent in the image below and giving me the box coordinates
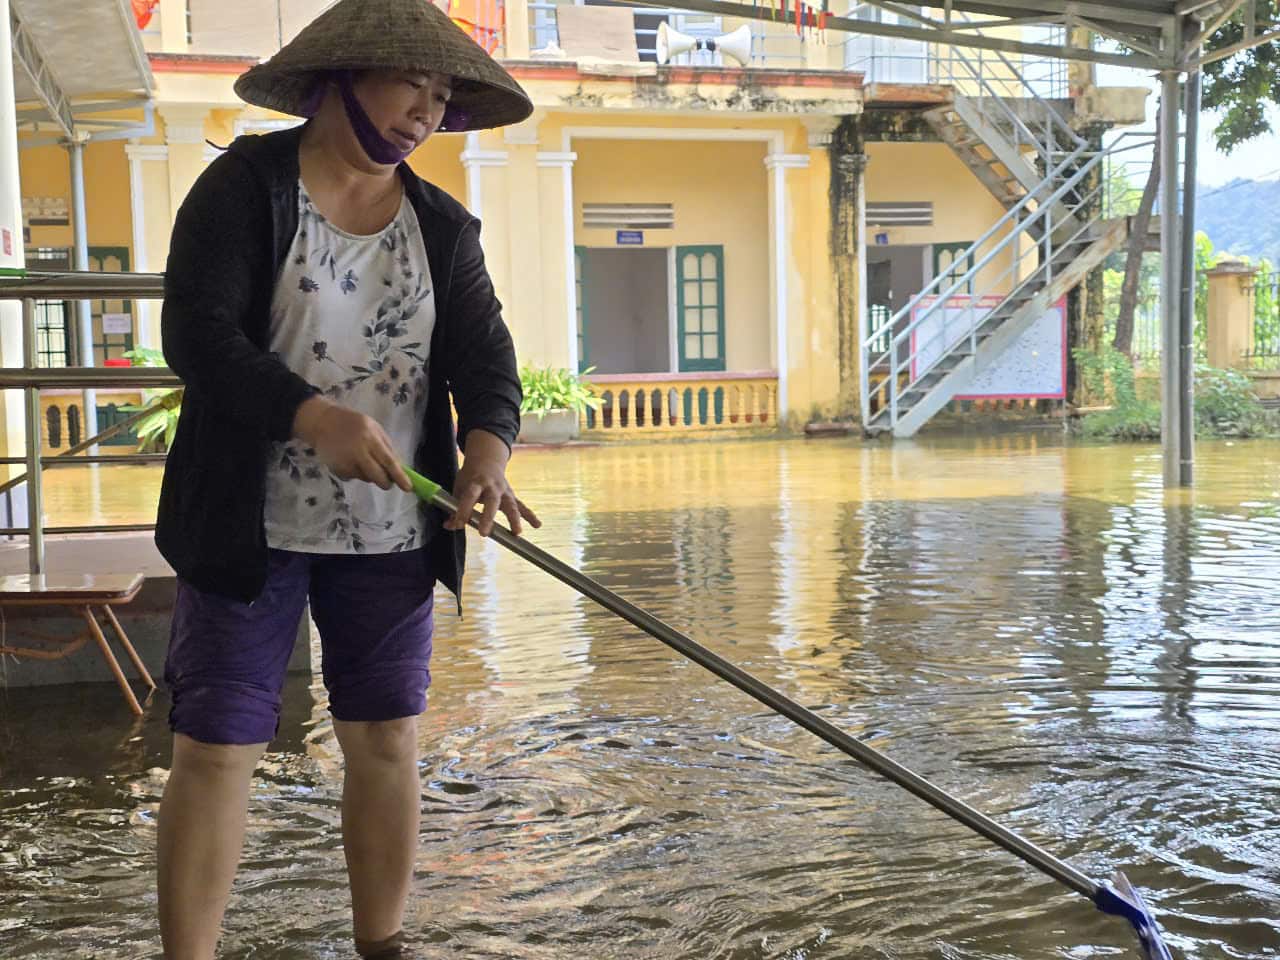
[866,201,934,227]
[582,202,675,230]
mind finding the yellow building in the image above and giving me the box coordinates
[14,0,1146,444]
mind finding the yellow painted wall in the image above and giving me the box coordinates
[789,145,842,420]
[19,141,135,256]
[864,141,1014,295]
[407,135,468,209]
[38,391,145,456]
[572,138,773,372]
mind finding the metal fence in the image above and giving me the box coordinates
[1247,274,1280,368]
[1106,283,1208,370]
[0,272,178,576]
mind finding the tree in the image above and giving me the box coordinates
[1203,1,1280,152]
[1112,104,1161,357]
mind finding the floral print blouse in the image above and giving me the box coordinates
[263,183,436,554]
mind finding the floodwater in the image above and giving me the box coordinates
[1,433,1278,959]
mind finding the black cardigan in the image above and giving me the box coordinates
[155,126,521,604]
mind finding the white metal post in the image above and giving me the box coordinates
[1159,71,1183,487]
[1178,67,1201,487]
[22,298,43,574]
[68,138,100,445]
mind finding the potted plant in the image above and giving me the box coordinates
[517,365,602,444]
[117,346,183,452]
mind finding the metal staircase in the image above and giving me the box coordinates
[861,39,1150,437]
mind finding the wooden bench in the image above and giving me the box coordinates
[0,573,155,715]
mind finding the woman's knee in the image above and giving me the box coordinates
[335,716,419,766]
[172,733,267,778]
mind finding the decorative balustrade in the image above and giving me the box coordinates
[582,372,779,437]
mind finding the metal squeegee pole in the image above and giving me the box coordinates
[427,486,1099,901]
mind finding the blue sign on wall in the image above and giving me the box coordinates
[616,230,644,246]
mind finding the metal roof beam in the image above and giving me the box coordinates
[860,1,943,27]
[109,0,155,95]
[949,14,1068,30]
[1196,24,1280,64]
[917,0,1180,60]
[634,0,1167,67]
[1070,17,1169,58]
[1182,0,1245,59]
[948,0,1170,30]
[9,3,75,139]
[1175,0,1230,14]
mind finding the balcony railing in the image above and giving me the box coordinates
[527,2,805,67]
[0,272,178,575]
[582,371,779,437]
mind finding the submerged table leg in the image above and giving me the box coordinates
[101,604,155,691]
[81,606,142,716]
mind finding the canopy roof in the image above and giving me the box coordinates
[10,0,153,140]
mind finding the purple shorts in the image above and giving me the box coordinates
[164,548,435,745]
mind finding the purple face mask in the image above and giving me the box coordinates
[337,72,412,165]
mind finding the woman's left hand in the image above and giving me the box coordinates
[447,429,541,537]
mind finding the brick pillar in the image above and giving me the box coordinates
[1205,259,1257,369]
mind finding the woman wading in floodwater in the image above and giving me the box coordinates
[152,1,536,956]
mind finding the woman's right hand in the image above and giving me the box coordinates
[291,396,412,492]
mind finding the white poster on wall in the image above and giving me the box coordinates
[102,313,133,335]
[911,295,1067,399]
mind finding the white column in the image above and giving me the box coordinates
[126,143,162,349]
[764,153,809,423]
[158,106,210,222]
[68,137,100,442]
[537,150,577,373]
[460,133,508,217]
[1158,71,1183,487]
[855,152,870,428]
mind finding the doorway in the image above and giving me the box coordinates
[577,247,670,375]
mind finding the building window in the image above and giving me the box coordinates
[46,406,62,450]
[35,300,72,368]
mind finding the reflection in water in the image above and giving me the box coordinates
[2,436,1279,958]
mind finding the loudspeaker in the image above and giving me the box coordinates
[656,22,752,67]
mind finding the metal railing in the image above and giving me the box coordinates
[843,12,1069,99]
[1246,275,1280,369]
[928,25,1084,174]
[0,272,178,575]
[528,1,773,65]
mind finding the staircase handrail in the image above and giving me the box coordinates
[864,134,1156,427]
[931,20,1085,164]
[880,138,1157,360]
[926,10,1085,165]
[865,139,1094,353]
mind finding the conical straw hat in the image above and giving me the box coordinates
[234,0,533,132]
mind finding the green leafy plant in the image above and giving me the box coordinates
[118,346,184,452]
[1195,364,1280,437]
[1074,345,1280,440]
[1072,344,1161,440]
[519,365,602,418]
